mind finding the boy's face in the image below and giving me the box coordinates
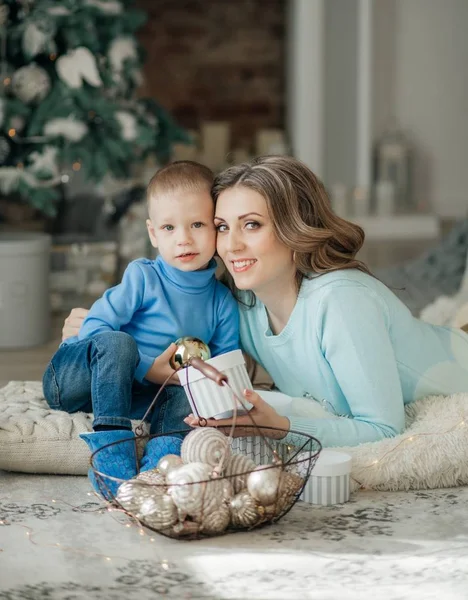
[146,187,216,271]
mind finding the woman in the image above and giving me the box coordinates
[62,156,468,447]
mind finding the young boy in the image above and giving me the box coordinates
[42,161,239,497]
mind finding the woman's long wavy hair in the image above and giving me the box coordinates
[212,155,371,304]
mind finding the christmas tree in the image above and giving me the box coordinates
[0,0,188,217]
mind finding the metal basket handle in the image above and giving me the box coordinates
[134,357,229,437]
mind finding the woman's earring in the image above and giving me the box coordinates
[292,251,297,262]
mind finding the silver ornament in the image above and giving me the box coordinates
[12,64,50,104]
[225,453,256,494]
[135,469,167,491]
[167,462,224,516]
[137,494,178,531]
[230,491,261,528]
[115,480,156,513]
[169,336,211,369]
[156,453,183,477]
[181,427,231,468]
[247,465,281,506]
[197,501,230,535]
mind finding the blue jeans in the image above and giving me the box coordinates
[42,331,191,435]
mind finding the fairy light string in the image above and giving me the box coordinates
[351,416,466,488]
[0,494,169,564]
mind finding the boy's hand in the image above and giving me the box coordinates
[145,343,181,385]
[62,307,89,341]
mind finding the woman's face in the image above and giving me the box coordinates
[214,186,295,294]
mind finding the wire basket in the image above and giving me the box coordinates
[90,357,322,540]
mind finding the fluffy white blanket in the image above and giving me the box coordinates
[257,390,468,492]
[340,393,468,492]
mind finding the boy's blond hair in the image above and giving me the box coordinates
[147,161,214,212]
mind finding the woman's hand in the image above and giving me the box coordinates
[184,389,290,439]
[62,307,89,341]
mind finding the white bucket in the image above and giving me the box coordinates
[0,233,51,348]
[178,349,253,419]
[301,449,352,505]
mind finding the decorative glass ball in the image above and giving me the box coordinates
[181,427,230,467]
[169,336,211,370]
[156,453,183,477]
[247,465,281,506]
[12,64,51,104]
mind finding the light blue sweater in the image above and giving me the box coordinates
[63,256,239,383]
[239,269,468,447]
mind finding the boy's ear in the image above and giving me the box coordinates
[146,219,158,249]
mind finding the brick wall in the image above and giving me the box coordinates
[136,0,286,151]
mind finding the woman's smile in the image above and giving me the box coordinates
[231,258,257,272]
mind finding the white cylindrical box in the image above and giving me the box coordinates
[0,233,51,348]
[301,449,352,505]
[178,349,253,419]
[230,436,275,465]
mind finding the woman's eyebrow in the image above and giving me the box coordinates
[238,212,263,219]
[214,212,263,221]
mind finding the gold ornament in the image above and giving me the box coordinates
[167,462,224,516]
[135,469,167,492]
[173,520,200,537]
[115,480,156,513]
[137,494,178,531]
[225,453,257,494]
[230,491,261,528]
[221,478,234,502]
[181,427,231,468]
[261,471,305,519]
[247,465,282,506]
[156,454,183,477]
[169,336,211,369]
[197,502,231,535]
[279,471,304,497]
[262,502,286,520]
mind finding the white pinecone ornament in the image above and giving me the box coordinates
[181,427,231,468]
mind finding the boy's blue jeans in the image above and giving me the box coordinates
[42,331,191,435]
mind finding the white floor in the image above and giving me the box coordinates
[1,470,467,599]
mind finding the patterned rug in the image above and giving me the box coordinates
[1,471,468,599]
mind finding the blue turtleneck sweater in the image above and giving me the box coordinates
[62,256,240,382]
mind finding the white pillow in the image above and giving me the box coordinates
[0,381,148,475]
